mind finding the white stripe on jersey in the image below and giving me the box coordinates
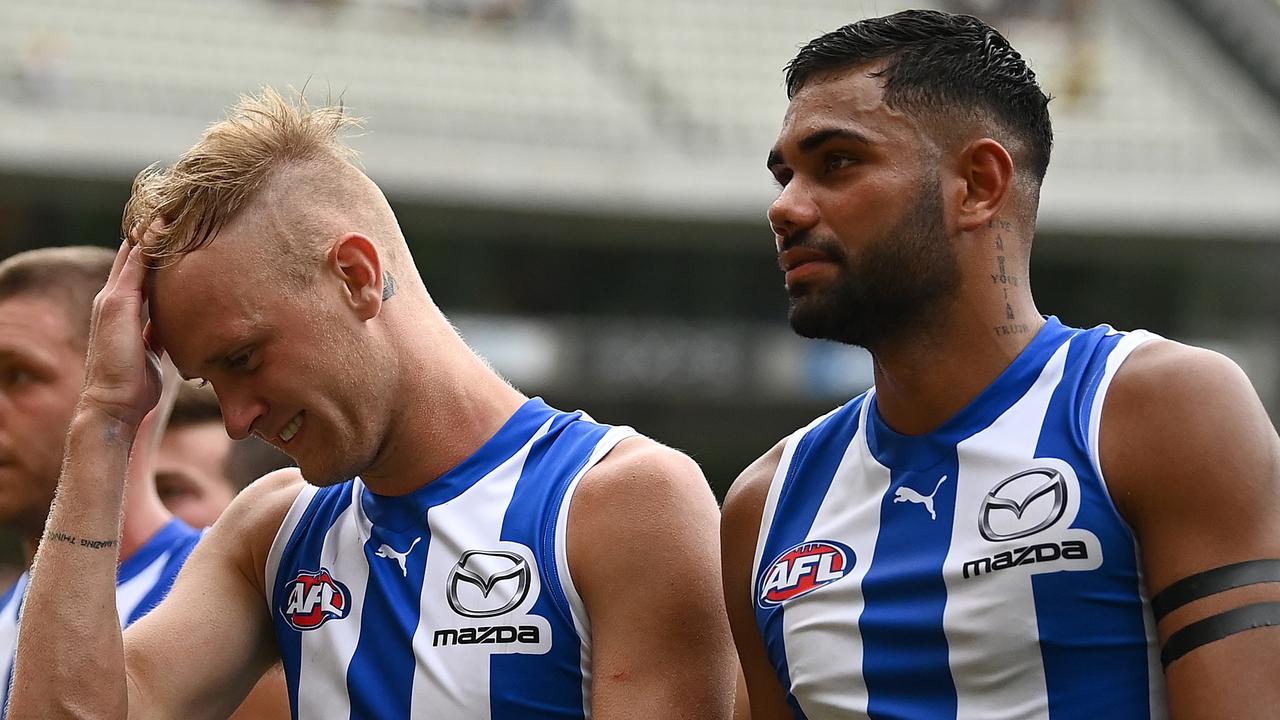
[785,398,888,718]
[552,425,638,718]
[941,340,1072,720]
[0,575,28,707]
[116,551,171,627]
[265,483,319,612]
[294,481,373,720]
[1083,329,1167,719]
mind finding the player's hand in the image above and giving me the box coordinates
[79,238,163,431]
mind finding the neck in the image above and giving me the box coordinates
[869,257,1043,436]
[359,305,527,496]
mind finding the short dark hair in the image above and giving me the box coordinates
[0,246,115,349]
[168,381,225,429]
[168,381,293,491]
[785,9,1053,183]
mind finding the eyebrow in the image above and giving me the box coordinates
[767,127,875,169]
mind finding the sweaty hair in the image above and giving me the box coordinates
[0,246,114,349]
[123,86,363,263]
[785,9,1053,183]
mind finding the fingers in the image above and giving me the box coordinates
[108,239,132,284]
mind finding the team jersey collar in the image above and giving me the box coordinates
[358,396,558,532]
[865,316,1075,471]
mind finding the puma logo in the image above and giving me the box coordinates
[893,476,948,520]
[375,537,421,577]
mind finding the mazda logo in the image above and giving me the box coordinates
[979,468,1068,541]
[446,549,532,618]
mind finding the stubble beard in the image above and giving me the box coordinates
[786,177,960,351]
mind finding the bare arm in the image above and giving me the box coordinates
[10,241,297,718]
[10,241,160,717]
[721,442,795,720]
[123,470,301,719]
[1102,340,1280,719]
[570,437,736,720]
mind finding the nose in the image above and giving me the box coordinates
[215,384,267,441]
[767,181,820,250]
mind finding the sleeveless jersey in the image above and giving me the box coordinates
[265,397,636,720]
[0,517,202,714]
[752,317,1169,720]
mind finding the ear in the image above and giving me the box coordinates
[327,233,384,321]
[954,138,1015,233]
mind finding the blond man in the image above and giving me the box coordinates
[10,90,735,719]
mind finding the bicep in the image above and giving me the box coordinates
[571,440,737,720]
[122,529,277,720]
[1102,343,1280,717]
[721,444,794,720]
[123,475,300,719]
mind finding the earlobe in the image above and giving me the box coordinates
[328,233,384,320]
[955,139,1014,232]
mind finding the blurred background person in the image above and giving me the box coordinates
[0,246,201,711]
[156,381,293,529]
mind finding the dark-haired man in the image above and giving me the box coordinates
[722,9,1280,719]
[157,381,293,529]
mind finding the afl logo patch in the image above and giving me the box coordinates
[280,568,352,631]
[758,540,855,608]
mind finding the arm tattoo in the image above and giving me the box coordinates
[382,271,398,301]
[46,530,117,551]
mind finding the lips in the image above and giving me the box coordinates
[778,247,836,273]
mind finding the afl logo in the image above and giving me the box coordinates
[758,540,855,608]
[280,568,352,631]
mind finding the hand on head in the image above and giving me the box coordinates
[79,237,164,431]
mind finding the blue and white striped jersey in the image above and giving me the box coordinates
[265,397,635,720]
[753,317,1168,719]
[0,517,202,713]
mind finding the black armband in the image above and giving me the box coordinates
[1161,602,1280,668]
[1151,559,1280,621]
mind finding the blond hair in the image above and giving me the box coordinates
[123,87,363,264]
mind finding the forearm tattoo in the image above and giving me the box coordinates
[46,530,117,551]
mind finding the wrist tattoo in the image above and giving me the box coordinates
[47,530,117,551]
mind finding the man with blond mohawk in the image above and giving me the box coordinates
[11,89,735,719]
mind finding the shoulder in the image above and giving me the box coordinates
[1100,339,1280,567]
[567,435,719,586]
[571,436,715,526]
[721,439,787,546]
[199,467,309,595]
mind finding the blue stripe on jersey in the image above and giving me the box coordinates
[754,396,867,720]
[493,412,607,719]
[343,398,563,718]
[1032,329,1152,719]
[858,318,1073,718]
[273,483,354,719]
[857,461,960,719]
[122,519,202,625]
[345,525,429,719]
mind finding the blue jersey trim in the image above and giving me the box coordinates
[493,414,606,718]
[753,396,867,720]
[1032,329,1153,719]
